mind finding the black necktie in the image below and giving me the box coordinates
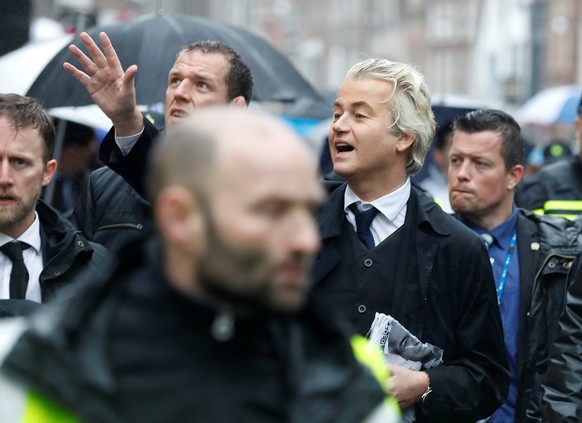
[349,204,378,250]
[1,241,30,299]
[480,233,494,250]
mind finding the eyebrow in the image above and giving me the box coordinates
[168,69,215,82]
[333,100,373,110]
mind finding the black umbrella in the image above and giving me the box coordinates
[27,13,320,108]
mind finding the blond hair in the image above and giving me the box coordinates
[346,59,435,175]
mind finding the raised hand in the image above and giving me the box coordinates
[63,32,144,136]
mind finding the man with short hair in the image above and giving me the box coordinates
[0,108,400,422]
[312,58,509,422]
[46,119,98,214]
[65,32,253,249]
[449,108,581,422]
[515,94,582,219]
[0,93,106,311]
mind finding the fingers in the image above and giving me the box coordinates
[63,62,90,86]
[79,32,108,69]
[68,32,126,75]
[67,43,98,76]
[123,64,139,89]
[98,32,124,71]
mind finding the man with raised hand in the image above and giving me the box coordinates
[64,32,252,250]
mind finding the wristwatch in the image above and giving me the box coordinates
[421,383,433,409]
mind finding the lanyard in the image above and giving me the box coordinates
[497,228,517,305]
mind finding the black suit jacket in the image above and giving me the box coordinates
[312,183,509,423]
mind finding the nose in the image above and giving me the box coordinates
[455,160,470,181]
[173,80,192,102]
[0,161,12,185]
[286,209,321,256]
[330,114,349,135]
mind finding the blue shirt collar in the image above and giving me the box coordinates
[461,206,518,249]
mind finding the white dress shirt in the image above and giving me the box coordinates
[0,213,44,302]
[115,127,145,156]
[344,178,411,247]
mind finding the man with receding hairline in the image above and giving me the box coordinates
[312,58,508,422]
[0,108,400,422]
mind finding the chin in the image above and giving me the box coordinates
[332,165,353,179]
[269,291,307,314]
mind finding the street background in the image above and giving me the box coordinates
[1,0,581,147]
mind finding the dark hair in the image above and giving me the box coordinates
[434,121,454,150]
[178,41,253,105]
[0,93,55,162]
[53,119,95,149]
[453,109,523,169]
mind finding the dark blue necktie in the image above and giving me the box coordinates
[1,241,30,299]
[349,204,378,250]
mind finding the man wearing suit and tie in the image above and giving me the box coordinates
[448,108,582,422]
[0,94,106,314]
[311,58,509,422]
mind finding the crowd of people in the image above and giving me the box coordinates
[0,29,581,422]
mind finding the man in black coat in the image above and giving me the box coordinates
[515,93,582,220]
[312,59,509,422]
[65,32,252,249]
[0,108,400,422]
[543,252,582,422]
[448,109,582,422]
[0,94,106,313]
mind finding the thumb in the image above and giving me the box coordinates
[123,64,139,89]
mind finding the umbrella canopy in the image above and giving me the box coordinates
[0,35,72,95]
[27,13,320,108]
[430,93,486,128]
[0,39,114,132]
[515,85,582,126]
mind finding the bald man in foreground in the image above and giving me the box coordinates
[0,108,400,423]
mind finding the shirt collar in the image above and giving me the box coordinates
[344,178,411,221]
[0,212,42,253]
[489,207,518,249]
[461,206,518,249]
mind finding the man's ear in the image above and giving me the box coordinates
[155,186,206,254]
[229,96,247,109]
[396,131,415,153]
[42,159,57,187]
[507,164,524,191]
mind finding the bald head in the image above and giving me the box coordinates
[148,107,324,313]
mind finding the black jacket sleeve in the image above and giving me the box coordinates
[99,119,162,197]
[543,253,582,422]
[515,172,549,212]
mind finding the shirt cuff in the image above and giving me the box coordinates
[114,126,145,156]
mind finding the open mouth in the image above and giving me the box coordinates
[336,143,354,153]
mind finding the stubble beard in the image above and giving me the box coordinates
[196,219,308,314]
[0,191,39,235]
